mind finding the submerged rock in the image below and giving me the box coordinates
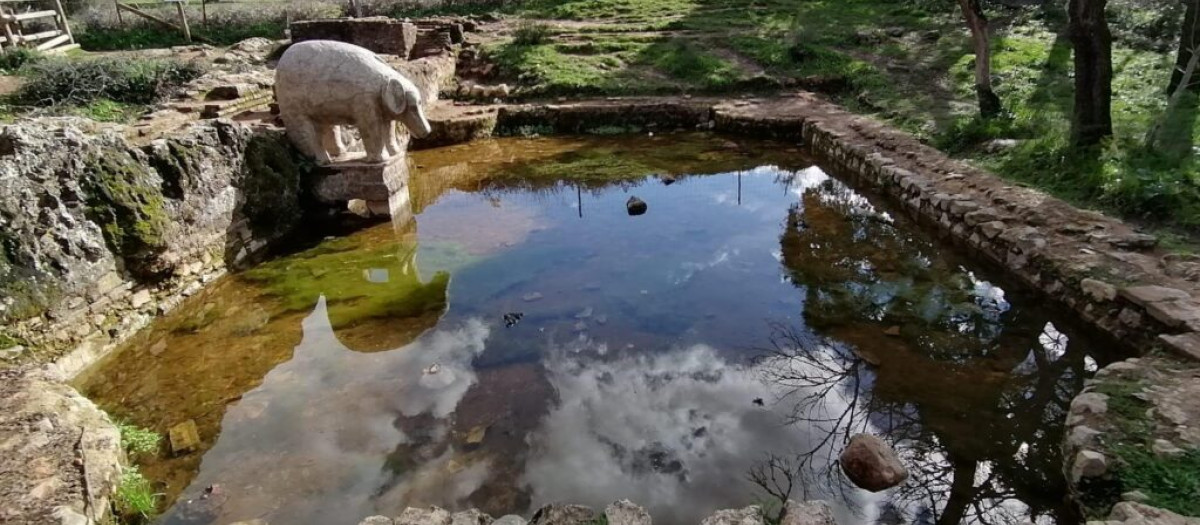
[839,434,907,492]
[626,196,648,216]
[530,504,596,525]
[169,419,202,455]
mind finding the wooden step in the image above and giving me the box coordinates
[14,10,58,21]
[45,43,80,54]
[23,29,62,41]
[35,33,69,50]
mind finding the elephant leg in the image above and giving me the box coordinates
[385,122,403,157]
[358,115,389,164]
[284,114,329,163]
[319,124,344,161]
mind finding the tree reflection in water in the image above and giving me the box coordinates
[752,170,1107,525]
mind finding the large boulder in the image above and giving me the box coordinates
[700,506,764,525]
[451,509,495,525]
[781,501,837,525]
[530,504,597,525]
[605,500,651,525]
[1093,502,1200,525]
[395,507,453,525]
[0,368,124,524]
[839,434,907,492]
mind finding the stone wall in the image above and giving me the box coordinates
[358,500,837,525]
[0,118,307,376]
[291,18,419,58]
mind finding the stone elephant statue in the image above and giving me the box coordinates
[275,40,433,164]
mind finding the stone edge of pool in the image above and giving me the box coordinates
[2,92,1198,525]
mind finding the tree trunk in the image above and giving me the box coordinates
[1068,0,1114,147]
[959,0,1003,118]
[1170,0,1200,93]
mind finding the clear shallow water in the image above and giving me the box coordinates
[79,134,1114,525]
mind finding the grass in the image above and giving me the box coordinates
[1110,445,1200,516]
[115,466,160,522]
[1088,378,1200,517]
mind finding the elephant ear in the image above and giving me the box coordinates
[383,77,407,115]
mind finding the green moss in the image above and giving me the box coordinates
[241,134,304,238]
[146,141,204,199]
[0,331,23,348]
[82,150,170,275]
[241,235,449,332]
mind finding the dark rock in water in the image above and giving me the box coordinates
[840,433,908,492]
[530,504,597,525]
[659,174,677,186]
[503,312,523,327]
[752,398,765,406]
[627,197,648,216]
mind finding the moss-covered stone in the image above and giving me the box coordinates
[145,141,205,200]
[82,150,170,276]
[241,134,304,238]
[0,230,55,322]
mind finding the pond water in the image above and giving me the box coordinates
[78,134,1115,525]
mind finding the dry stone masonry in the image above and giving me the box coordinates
[359,501,836,525]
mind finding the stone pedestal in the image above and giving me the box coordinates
[312,154,411,207]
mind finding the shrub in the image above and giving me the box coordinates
[0,48,44,73]
[513,20,552,46]
[14,57,204,107]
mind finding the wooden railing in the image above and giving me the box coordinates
[0,0,77,54]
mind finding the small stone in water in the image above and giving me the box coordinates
[465,425,488,446]
[523,292,544,302]
[627,197,648,216]
[503,312,524,327]
[424,363,441,375]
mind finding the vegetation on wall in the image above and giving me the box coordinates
[82,150,171,276]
